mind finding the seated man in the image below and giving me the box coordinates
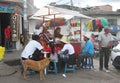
[21,35,44,74]
[21,35,44,61]
[78,34,94,68]
[58,36,76,77]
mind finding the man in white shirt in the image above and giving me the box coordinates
[98,26,113,72]
[60,36,75,62]
[58,36,75,77]
[21,35,43,61]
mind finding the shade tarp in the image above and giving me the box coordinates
[49,6,93,19]
[43,14,74,20]
[30,9,74,20]
[30,14,74,21]
[29,16,49,20]
[33,6,59,17]
[30,6,92,20]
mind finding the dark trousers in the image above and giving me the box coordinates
[5,38,10,49]
[77,53,91,67]
[99,47,111,70]
[57,54,75,73]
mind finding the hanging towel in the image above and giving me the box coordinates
[87,20,93,31]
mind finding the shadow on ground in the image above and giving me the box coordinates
[4,59,21,66]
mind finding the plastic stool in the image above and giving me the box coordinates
[47,61,58,74]
[86,57,94,69]
[64,64,75,74]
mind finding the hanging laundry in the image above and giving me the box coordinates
[96,18,102,28]
[100,18,109,27]
[77,22,80,27]
[92,19,97,31]
[87,20,93,31]
[83,22,88,31]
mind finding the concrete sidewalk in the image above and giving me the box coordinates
[1,49,112,71]
[4,49,22,62]
[0,50,22,76]
[0,49,99,76]
[1,50,120,83]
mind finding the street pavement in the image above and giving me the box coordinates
[0,50,120,83]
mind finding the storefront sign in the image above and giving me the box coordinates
[0,6,12,13]
[0,2,22,14]
[0,2,13,13]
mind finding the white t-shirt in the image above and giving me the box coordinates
[21,40,43,58]
[61,43,75,55]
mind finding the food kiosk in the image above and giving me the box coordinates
[30,6,92,61]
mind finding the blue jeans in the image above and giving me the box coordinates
[78,53,91,68]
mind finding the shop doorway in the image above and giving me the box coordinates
[0,13,11,47]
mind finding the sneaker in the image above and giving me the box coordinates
[62,74,67,78]
[105,69,110,73]
[82,66,86,69]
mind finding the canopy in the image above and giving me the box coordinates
[30,6,92,20]
[33,6,59,17]
[49,6,92,19]
[30,6,73,20]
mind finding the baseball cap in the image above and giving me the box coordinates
[83,34,90,39]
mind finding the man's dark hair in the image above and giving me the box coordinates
[32,35,40,40]
[54,27,61,33]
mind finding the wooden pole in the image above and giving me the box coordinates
[53,14,55,42]
[80,19,82,41]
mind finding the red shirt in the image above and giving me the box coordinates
[4,27,11,39]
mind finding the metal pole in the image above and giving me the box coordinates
[80,19,82,41]
[23,0,28,45]
[70,0,73,10]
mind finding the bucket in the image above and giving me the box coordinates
[0,46,5,60]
